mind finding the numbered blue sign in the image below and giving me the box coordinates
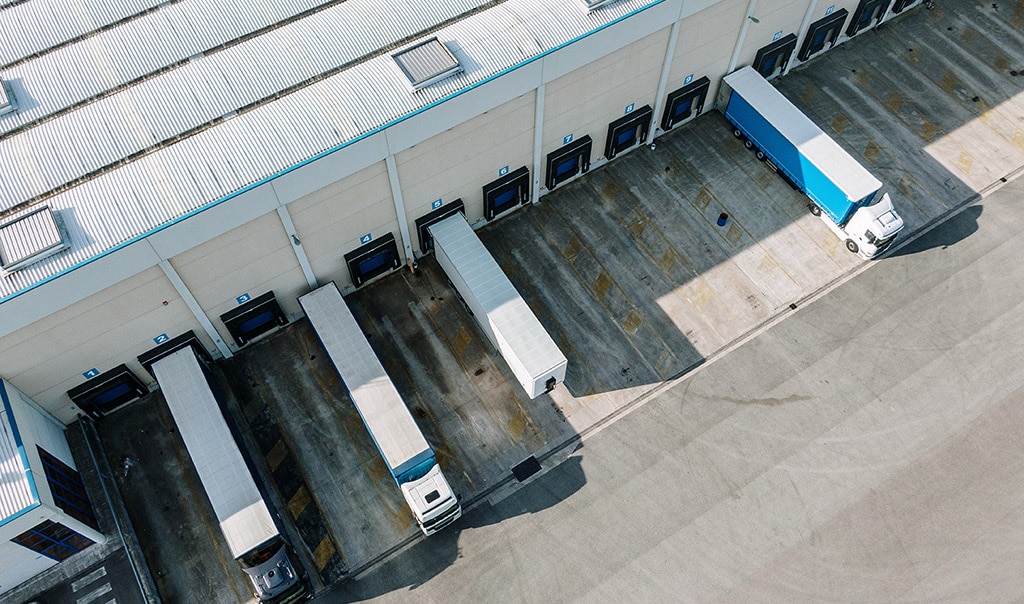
[431,199,443,210]
[236,293,251,305]
[825,4,834,15]
[773,31,783,41]
[684,74,694,85]
[563,133,574,145]
[499,166,509,177]
[360,233,372,245]
[624,103,635,115]
[153,333,169,345]
[82,368,100,379]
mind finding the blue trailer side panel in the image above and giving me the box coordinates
[725,91,857,225]
[722,67,882,227]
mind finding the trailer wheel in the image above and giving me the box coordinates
[755,150,766,161]
[845,239,859,253]
[744,139,754,150]
[733,128,743,138]
[808,204,822,217]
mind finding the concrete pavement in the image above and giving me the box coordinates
[325,173,1023,602]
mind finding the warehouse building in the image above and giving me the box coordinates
[0,0,922,592]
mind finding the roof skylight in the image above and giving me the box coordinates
[0,206,70,274]
[392,37,463,90]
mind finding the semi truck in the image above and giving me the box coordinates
[426,212,568,399]
[298,282,462,535]
[721,66,904,258]
[150,347,309,604]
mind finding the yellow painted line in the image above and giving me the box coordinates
[506,409,527,441]
[831,113,849,136]
[921,120,937,141]
[622,309,642,335]
[288,485,311,520]
[563,236,582,262]
[694,187,713,210]
[593,271,613,299]
[940,72,958,93]
[627,218,646,239]
[313,535,336,572]
[451,326,472,357]
[856,69,871,87]
[265,439,288,473]
[864,141,881,166]
[886,92,903,114]
[756,169,773,188]
[1012,128,1024,152]
[993,53,1008,72]
[658,248,676,274]
[724,222,743,245]
[800,83,816,104]
[957,151,974,175]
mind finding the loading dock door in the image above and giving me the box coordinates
[798,9,849,62]
[753,34,797,80]
[847,0,891,37]
[661,76,710,131]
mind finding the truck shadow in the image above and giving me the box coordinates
[320,448,588,602]
[887,204,982,256]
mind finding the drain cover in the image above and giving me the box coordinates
[511,455,542,482]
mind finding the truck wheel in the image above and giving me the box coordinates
[733,128,743,138]
[744,139,754,150]
[809,204,821,217]
[755,150,766,161]
[845,239,859,253]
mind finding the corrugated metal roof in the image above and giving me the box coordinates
[0,381,38,526]
[0,0,172,66]
[0,0,661,299]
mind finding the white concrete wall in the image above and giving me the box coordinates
[169,211,308,342]
[396,92,536,238]
[0,266,203,423]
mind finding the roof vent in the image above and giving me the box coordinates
[581,0,620,11]
[392,37,462,90]
[0,206,70,275]
[0,80,15,115]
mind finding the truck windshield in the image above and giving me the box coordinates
[240,539,284,568]
[401,456,436,483]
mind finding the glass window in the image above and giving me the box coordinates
[38,447,98,530]
[11,520,95,562]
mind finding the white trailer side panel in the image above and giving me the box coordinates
[152,348,277,560]
[723,66,880,202]
[428,214,567,399]
[298,282,430,472]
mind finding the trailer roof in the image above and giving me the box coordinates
[299,282,431,472]
[723,66,881,202]
[152,348,277,559]
[428,214,567,377]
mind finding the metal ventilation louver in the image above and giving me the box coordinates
[0,206,70,274]
[392,37,463,90]
[0,80,15,115]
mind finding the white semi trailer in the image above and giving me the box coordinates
[298,282,462,535]
[151,347,308,604]
[427,213,568,399]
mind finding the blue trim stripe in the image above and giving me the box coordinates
[0,0,665,307]
[0,381,41,526]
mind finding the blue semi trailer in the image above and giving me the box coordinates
[721,66,903,259]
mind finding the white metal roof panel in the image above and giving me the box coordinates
[428,214,567,379]
[152,348,278,559]
[0,0,169,66]
[299,282,431,471]
[0,0,662,300]
[723,66,881,201]
[0,380,38,526]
